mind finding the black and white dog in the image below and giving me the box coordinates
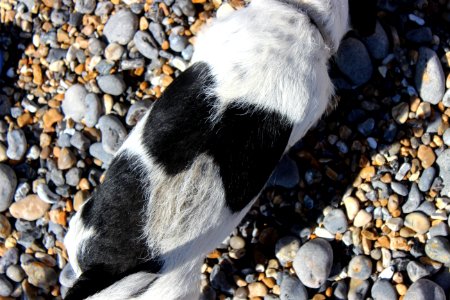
[64,0,376,298]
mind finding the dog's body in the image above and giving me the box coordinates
[64,0,374,298]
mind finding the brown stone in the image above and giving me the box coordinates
[9,195,50,221]
[417,145,436,168]
[32,64,43,85]
[58,148,76,170]
[248,282,268,298]
[360,166,375,180]
[43,109,63,132]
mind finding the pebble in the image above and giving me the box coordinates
[97,74,126,96]
[391,182,408,196]
[248,282,268,298]
[229,236,245,250]
[425,236,450,264]
[70,132,90,151]
[371,280,397,300]
[59,263,76,288]
[22,261,57,289]
[386,217,403,231]
[404,212,430,234]
[362,21,389,60]
[443,128,450,146]
[404,278,446,300]
[407,261,430,282]
[267,155,299,188]
[89,142,113,165]
[323,208,348,234]
[293,238,333,288]
[105,43,125,61]
[62,84,88,122]
[149,22,166,45]
[275,236,301,266]
[0,164,17,212]
[348,255,372,280]
[84,93,103,128]
[418,167,436,192]
[6,129,27,160]
[134,31,158,59]
[0,275,12,297]
[103,9,138,45]
[436,149,450,197]
[415,47,445,105]
[429,222,449,238]
[392,102,409,124]
[336,38,373,86]
[348,278,369,300]
[402,183,423,213]
[0,214,11,238]
[125,101,151,126]
[280,275,307,300]
[353,210,372,227]
[98,115,127,154]
[6,265,25,283]
[406,27,433,44]
[417,145,435,169]
[9,195,50,221]
[36,183,60,203]
[58,148,76,170]
[75,0,96,14]
[169,32,188,52]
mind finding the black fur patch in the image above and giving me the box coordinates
[68,153,162,299]
[349,0,377,36]
[143,62,293,212]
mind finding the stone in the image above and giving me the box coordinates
[248,282,268,298]
[169,32,188,52]
[362,21,389,60]
[125,101,151,126]
[75,0,96,14]
[0,275,12,297]
[280,275,307,300]
[391,182,408,196]
[58,148,76,170]
[293,238,333,288]
[371,280,397,300]
[37,183,60,203]
[9,195,50,221]
[437,149,450,197]
[6,129,27,160]
[344,197,359,221]
[406,27,433,44]
[429,222,450,238]
[419,167,436,192]
[6,265,25,282]
[0,164,17,212]
[415,47,445,105]
[336,38,373,86]
[404,279,446,300]
[134,31,158,59]
[418,145,436,169]
[392,102,409,124]
[385,217,403,232]
[348,278,369,300]
[59,263,77,288]
[98,115,127,155]
[353,210,372,227]
[402,183,423,213]
[407,261,430,282]
[348,255,372,280]
[395,162,411,181]
[267,155,299,188]
[62,84,88,122]
[105,43,125,61]
[0,214,11,238]
[443,129,450,146]
[149,22,166,45]
[323,208,348,234]
[404,212,430,234]
[275,236,301,266]
[89,142,113,165]
[97,74,126,96]
[84,93,103,128]
[103,9,138,45]
[22,261,57,289]
[70,132,90,151]
[65,168,81,187]
[425,237,450,264]
[229,236,245,250]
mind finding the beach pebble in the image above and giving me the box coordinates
[418,145,435,169]
[406,27,433,44]
[293,238,333,288]
[348,278,370,300]
[0,164,17,212]
[436,149,450,197]
[58,148,76,170]
[134,31,158,59]
[9,195,50,221]
[229,236,245,250]
[75,0,96,14]
[405,212,430,234]
[425,237,450,264]
[344,197,359,220]
[280,275,307,300]
[169,33,188,52]
[392,102,409,124]
[404,279,446,300]
[98,115,127,154]
[415,47,445,105]
[97,75,126,96]
[362,21,389,60]
[419,167,436,192]
[89,143,113,165]
[59,263,77,288]
[105,43,125,61]
[0,214,11,238]
[84,93,103,128]
[386,217,403,232]
[275,236,301,266]
[103,9,138,45]
[149,22,166,45]
[6,129,27,160]
[62,84,88,122]
[391,182,408,196]
[248,282,267,298]
[371,280,397,300]
[22,261,57,289]
[407,261,430,282]
[323,208,348,234]
[353,210,373,227]
[348,255,372,280]
[0,275,12,297]
[336,38,373,86]
[6,265,25,282]
[402,183,423,213]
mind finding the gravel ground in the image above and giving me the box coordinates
[0,0,450,299]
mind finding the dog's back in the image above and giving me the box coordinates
[64,0,357,299]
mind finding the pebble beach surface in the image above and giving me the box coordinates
[0,0,450,299]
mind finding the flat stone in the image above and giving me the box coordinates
[62,84,88,122]
[353,210,373,227]
[97,74,126,96]
[415,47,445,105]
[419,167,436,192]
[275,236,301,266]
[405,212,430,234]
[280,275,307,300]
[293,238,333,288]
[248,282,267,298]
[392,102,409,124]
[89,142,113,165]
[9,195,50,221]
[362,21,389,60]
[418,145,436,169]
[323,208,348,234]
[58,148,76,170]
[22,261,57,289]
[134,31,158,59]
[336,38,373,86]
[98,115,127,155]
[407,261,430,282]
[404,278,446,300]
[0,164,17,212]
[105,43,125,61]
[425,236,450,264]
[348,255,372,280]
[348,278,370,300]
[402,183,423,213]
[6,129,27,160]
[0,275,12,297]
[437,149,450,197]
[371,280,397,300]
[103,9,138,45]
